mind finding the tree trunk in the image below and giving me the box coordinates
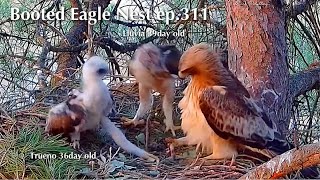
[225,0,291,133]
[51,0,86,86]
[51,0,111,86]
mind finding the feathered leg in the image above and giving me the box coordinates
[162,86,180,136]
[123,84,153,126]
[70,131,80,149]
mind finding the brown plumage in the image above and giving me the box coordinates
[45,106,84,137]
[130,43,181,79]
[199,86,290,154]
[45,91,86,147]
[172,43,292,160]
[124,43,181,136]
[46,56,159,163]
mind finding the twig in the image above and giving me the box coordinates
[183,153,200,171]
[14,112,47,119]
[39,20,70,45]
[0,107,14,121]
[0,18,11,26]
[122,170,154,179]
[144,114,150,152]
[305,90,320,143]
[87,1,94,57]
[0,172,8,180]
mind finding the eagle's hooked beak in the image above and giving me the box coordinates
[178,71,187,79]
[68,91,76,98]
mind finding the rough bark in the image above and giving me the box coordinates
[226,0,291,133]
[239,143,320,179]
[51,0,86,86]
[289,67,320,98]
[226,0,320,134]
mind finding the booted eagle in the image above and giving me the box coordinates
[172,43,292,159]
[46,56,159,162]
[123,43,181,136]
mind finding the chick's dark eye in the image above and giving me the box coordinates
[97,68,108,75]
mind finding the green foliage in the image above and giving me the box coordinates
[0,0,11,18]
[288,24,317,72]
[58,0,76,33]
[0,126,87,179]
[106,2,115,12]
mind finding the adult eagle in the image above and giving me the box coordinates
[171,42,292,159]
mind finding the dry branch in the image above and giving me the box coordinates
[289,67,320,98]
[96,35,158,53]
[99,44,123,81]
[111,19,155,29]
[87,2,94,57]
[287,0,317,17]
[240,143,320,179]
[293,17,320,56]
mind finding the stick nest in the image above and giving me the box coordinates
[0,80,313,179]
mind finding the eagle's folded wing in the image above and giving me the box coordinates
[132,44,172,78]
[199,86,292,154]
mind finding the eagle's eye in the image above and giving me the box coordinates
[68,94,77,100]
[97,68,108,75]
[68,90,77,99]
[178,68,191,79]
